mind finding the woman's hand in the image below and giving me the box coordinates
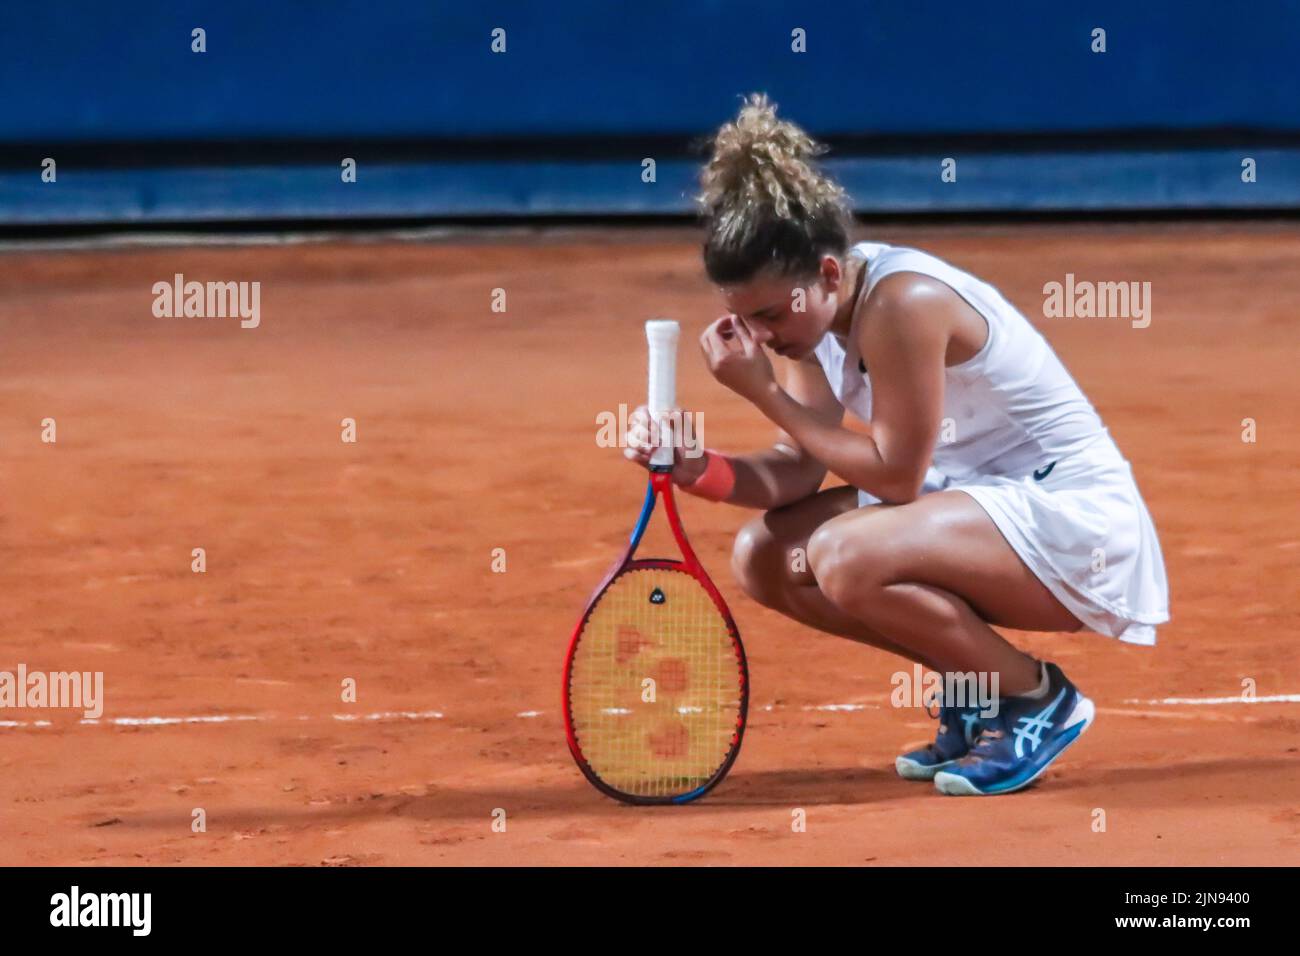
[623,404,708,485]
[700,314,777,404]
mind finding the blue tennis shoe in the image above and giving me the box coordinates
[933,662,1094,796]
[895,700,986,780]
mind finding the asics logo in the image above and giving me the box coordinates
[1013,688,1067,758]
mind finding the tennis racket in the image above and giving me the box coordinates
[563,319,748,805]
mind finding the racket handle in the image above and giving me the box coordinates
[645,319,680,471]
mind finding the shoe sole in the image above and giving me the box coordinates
[933,695,1095,796]
[895,755,958,781]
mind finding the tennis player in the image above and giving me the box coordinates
[623,94,1170,795]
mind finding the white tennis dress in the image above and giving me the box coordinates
[811,241,1169,644]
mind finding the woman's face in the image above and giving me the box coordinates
[718,254,847,361]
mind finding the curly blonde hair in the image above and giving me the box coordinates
[697,93,855,284]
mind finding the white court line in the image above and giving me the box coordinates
[84,715,263,726]
[805,703,877,712]
[1123,695,1300,705]
[758,702,880,712]
[1,694,1295,731]
[1100,708,1243,721]
[0,710,446,729]
[331,710,444,722]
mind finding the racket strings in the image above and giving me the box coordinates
[570,567,743,799]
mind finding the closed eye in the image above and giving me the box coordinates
[749,301,785,322]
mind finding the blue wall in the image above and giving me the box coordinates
[2,1,1298,222]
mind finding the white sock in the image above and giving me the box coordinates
[1019,662,1051,700]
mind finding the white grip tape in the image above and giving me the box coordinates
[645,319,680,469]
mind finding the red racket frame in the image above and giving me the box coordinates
[562,471,749,805]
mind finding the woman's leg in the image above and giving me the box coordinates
[730,486,947,672]
[805,489,1083,696]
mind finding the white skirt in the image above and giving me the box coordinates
[857,436,1170,644]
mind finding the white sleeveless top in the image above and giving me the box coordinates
[810,242,1170,645]
[812,241,1109,481]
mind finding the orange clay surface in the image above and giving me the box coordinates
[0,222,1297,866]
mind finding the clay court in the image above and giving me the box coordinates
[1,222,1297,865]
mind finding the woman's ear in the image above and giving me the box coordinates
[819,254,844,291]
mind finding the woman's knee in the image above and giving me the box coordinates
[806,520,892,612]
[731,514,799,605]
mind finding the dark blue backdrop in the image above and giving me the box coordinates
[2,1,1297,221]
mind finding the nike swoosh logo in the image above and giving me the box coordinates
[1032,461,1057,481]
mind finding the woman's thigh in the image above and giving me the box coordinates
[732,485,860,588]
[808,489,1083,632]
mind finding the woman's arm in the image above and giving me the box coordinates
[623,329,843,511]
[703,275,951,504]
[724,354,844,509]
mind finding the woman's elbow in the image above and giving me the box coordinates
[872,466,926,505]
[773,467,829,508]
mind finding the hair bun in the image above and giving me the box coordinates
[698,93,836,220]
[697,93,854,284]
